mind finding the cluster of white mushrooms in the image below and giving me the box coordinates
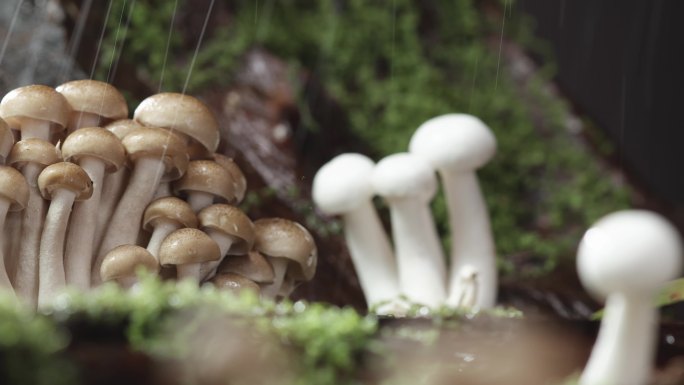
[313,114,498,314]
[0,80,317,310]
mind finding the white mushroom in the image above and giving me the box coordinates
[577,210,682,385]
[312,153,401,313]
[409,114,497,309]
[372,152,446,308]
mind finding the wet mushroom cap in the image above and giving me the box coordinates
[217,250,275,284]
[198,204,255,254]
[210,272,261,294]
[143,197,198,232]
[62,127,126,173]
[0,85,71,133]
[173,160,240,205]
[0,166,29,211]
[37,162,93,201]
[121,126,189,182]
[159,228,221,266]
[100,244,160,281]
[105,119,145,140]
[253,218,317,282]
[133,93,220,154]
[56,80,128,121]
[8,139,62,169]
[213,154,247,204]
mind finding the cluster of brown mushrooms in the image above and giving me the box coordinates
[0,80,317,309]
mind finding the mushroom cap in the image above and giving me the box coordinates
[159,228,221,266]
[312,153,375,214]
[213,154,247,204]
[143,196,198,232]
[0,85,70,132]
[122,126,189,182]
[253,218,317,282]
[7,139,61,169]
[56,80,128,120]
[210,272,261,295]
[371,152,437,202]
[198,204,255,255]
[105,119,145,140]
[409,114,497,172]
[173,160,240,205]
[133,93,220,153]
[0,166,29,211]
[577,210,682,299]
[217,250,275,284]
[100,244,159,282]
[38,161,93,201]
[0,118,14,163]
[62,127,126,173]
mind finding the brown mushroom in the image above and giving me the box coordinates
[212,154,247,205]
[37,162,92,307]
[173,160,241,212]
[253,218,317,299]
[62,127,125,290]
[210,272,261,295]
[216,250,275,285]
[100,245,159,289]
[159,228,220,283]
[56,79,128,131]
[0,85,70,141]
[143,197,197,258]
[0,166,29,292]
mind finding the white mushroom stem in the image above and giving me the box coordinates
[153,182,172,199]
[261,258,288,299]
[94,167,128,249]
[64,157,106,290]
[388,198,446,307]
[116,276,139,290]
[199,229,235,280]
[442,172,497,309]
[0,199,13,291]
[94,157,165,284]
[68,112,100,132]
[38,189,77,308]
[14,163,46,307]
[146,221,180,259]
[580,293,656,385]
[20,118,51,141]
[177,263,202,283]
[187,191,215,213]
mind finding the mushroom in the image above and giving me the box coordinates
[8,139,61,306]
[100,245,159,289]
[409,114,498,309]
[371,152,446,308]
[253,218,317,299]
[0,118,14,164]
[0,118,17,278]
[143,197,198,258]
[37,162,93,307]
[212,154,247,204]
[94,126,188,284]
[210,272,261,295]
[577,210,682,385]
[56,79,128,132]
[173,160,241,212]
[312,153,401,312]
[159,228,221,283]
[0,85,70,141]
[62,127,125,290]
[215,250,275,286]
[0,166,29,291]
[196,204,255,281]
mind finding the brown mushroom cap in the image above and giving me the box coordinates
[37,161,93,201]
[159,228,221,266]
[7,138,62,169]
[0,85,71,133]
[217,250,275,284]
[213,154,247,204]
[62,127,126,173]
[0,166,29,211]
[143,196,198,232]
[210,272,261,294]
[121,126,189,181]
[173,160,239,205]
[56,80,128,120]
[198,204,255,255]
[253,218,317,282]
[133,93,220,153]
[100,244,159,282]
[0,118,14,162]
[105,119,145,140]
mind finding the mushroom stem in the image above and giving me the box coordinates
[199,229,235,281]
[14,163,46,307]
[187,191,215,213]
[38,189,77,308]
[94,167,128,250]
[0,199,13,291]
[388,198,446,307]
[94,157,165,284]
[68,112,100,132]
[177,263,202,283]
[442,171,497,309]
[146,221,180,259]
[117,276,138,290]
[153,182,172,199]
[20,118,51,141]
[580,293,655,385]
[64,157,106,290]
[261,259,288,299]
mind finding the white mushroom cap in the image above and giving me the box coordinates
[409,114,496,172]
[371,152,437,202]
[312,153,375,214]
[577,210,682,299]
